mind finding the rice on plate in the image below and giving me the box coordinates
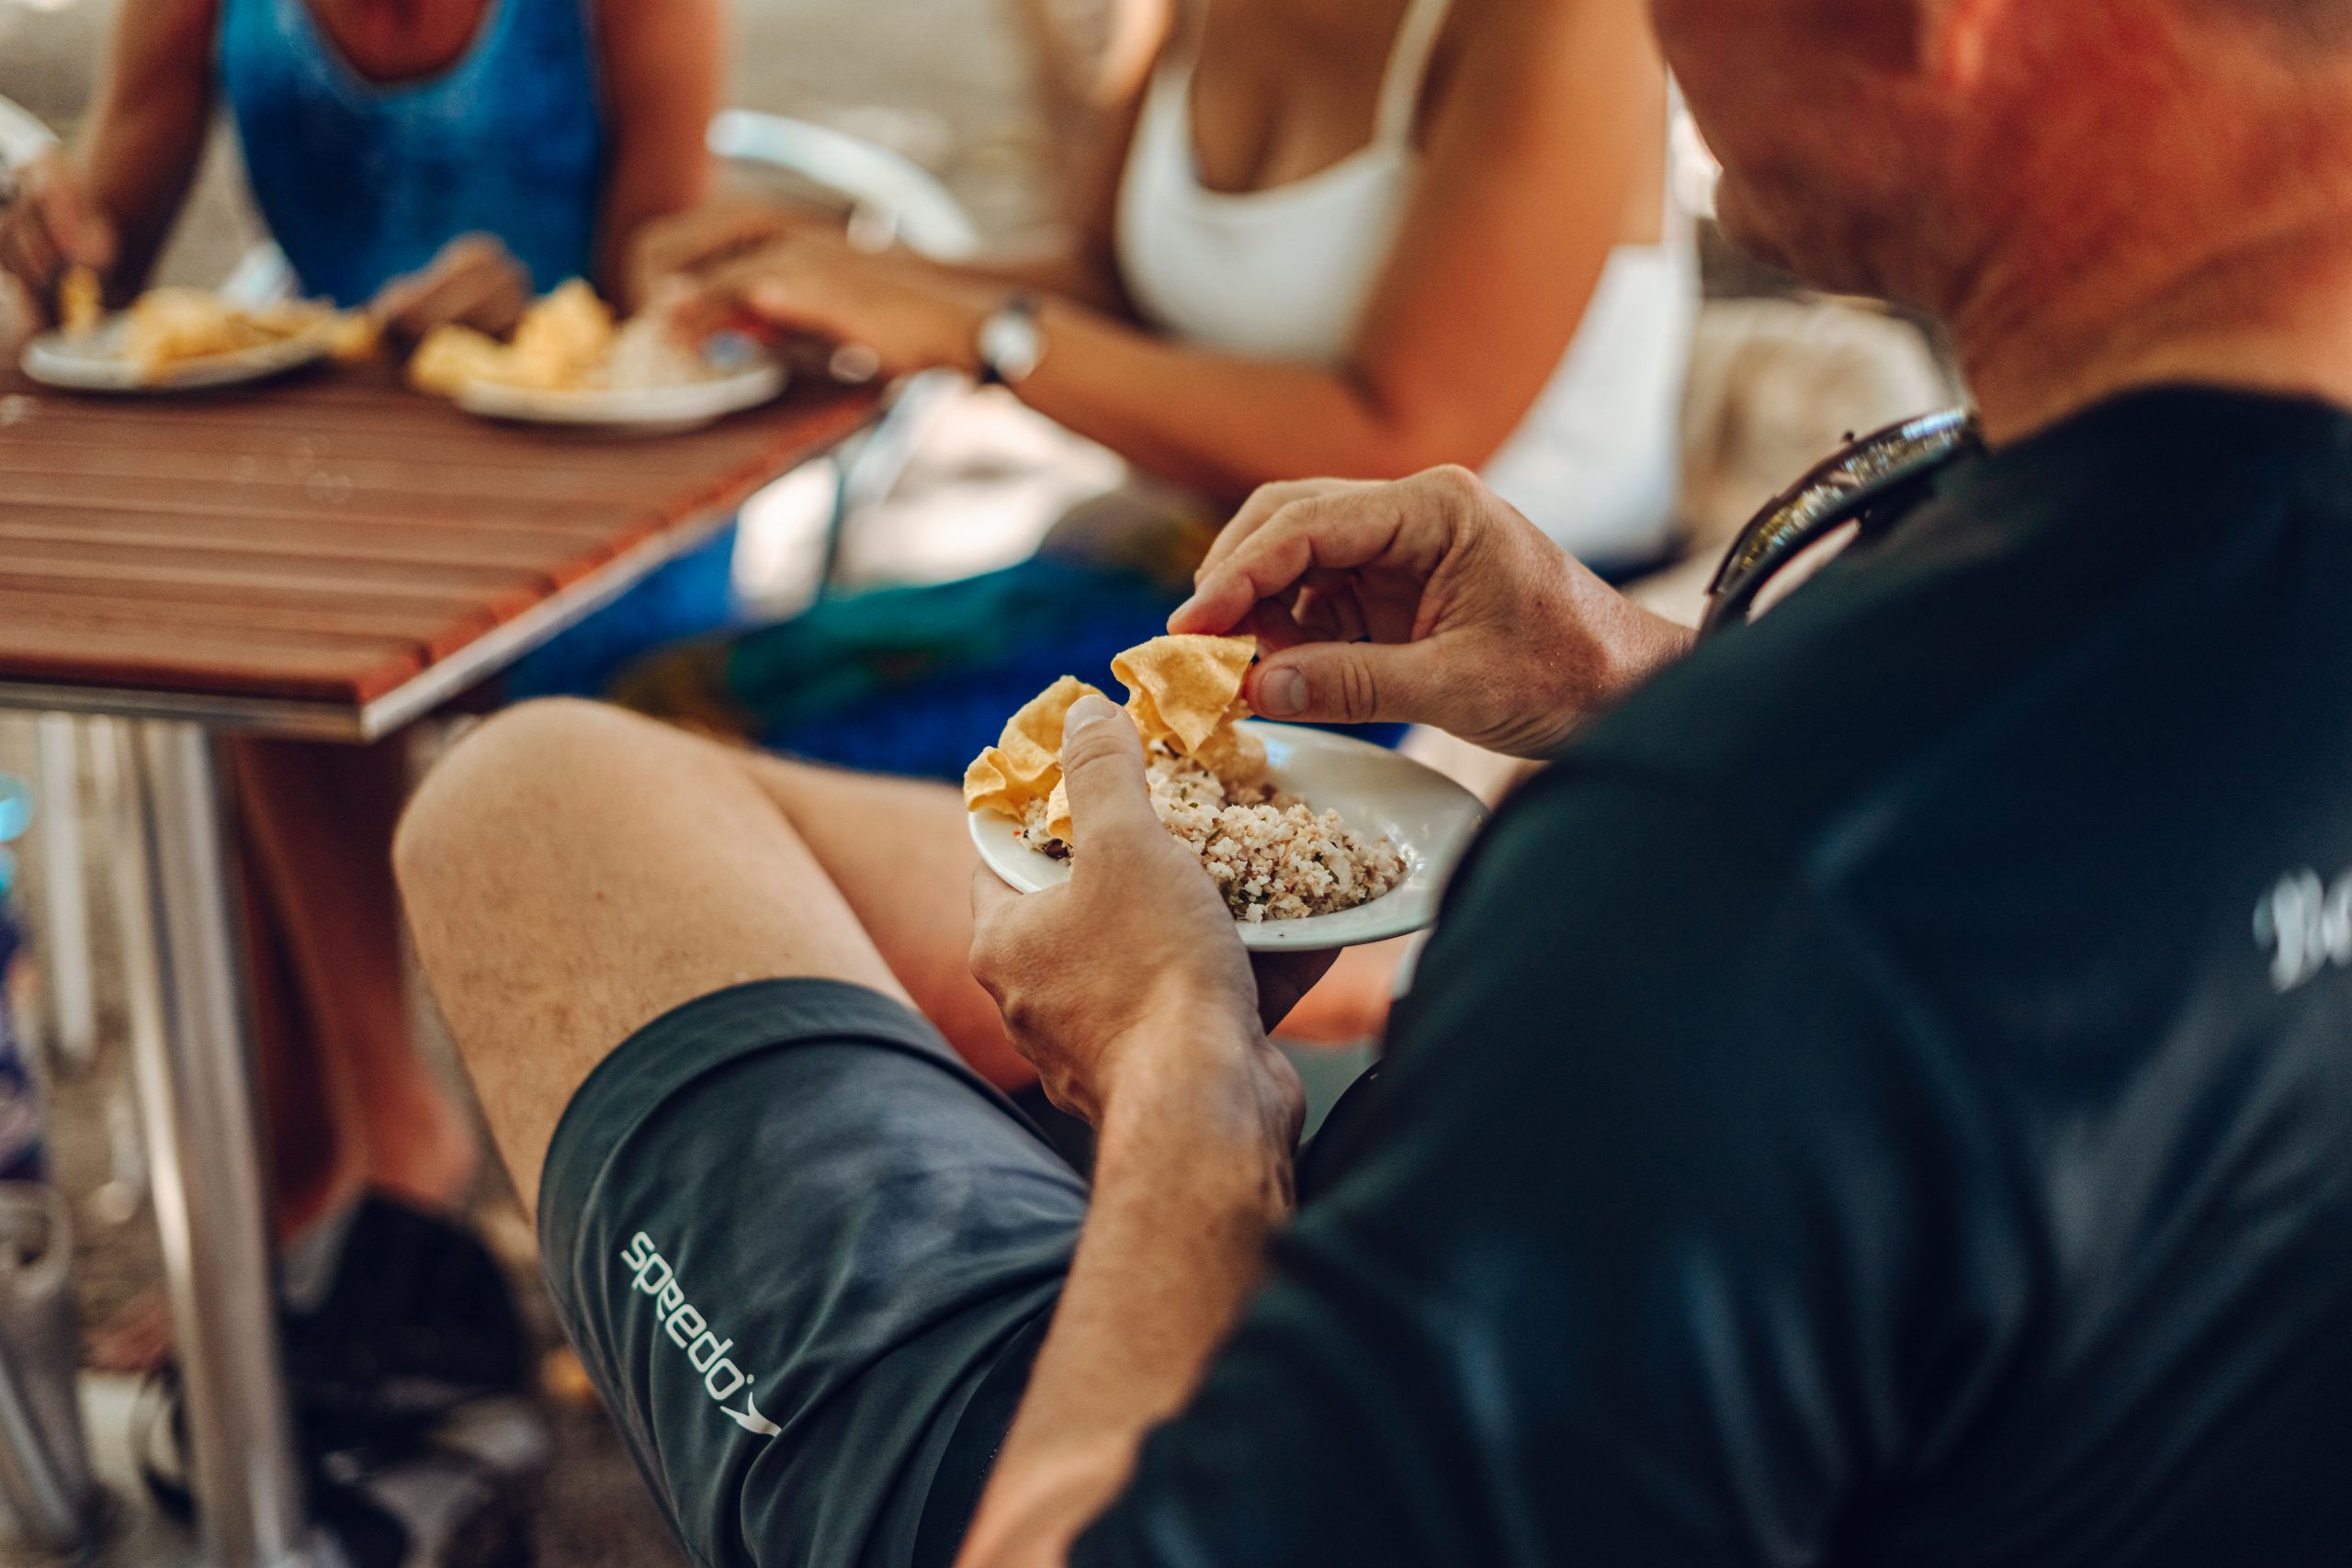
[966,636,1406,925]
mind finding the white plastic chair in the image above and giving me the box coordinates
[706,110,983,601]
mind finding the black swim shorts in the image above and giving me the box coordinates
[537,978,1088,1568]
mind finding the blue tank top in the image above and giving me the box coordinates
[218,0,607,306]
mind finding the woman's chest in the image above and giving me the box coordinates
[1185,0,1413,193]
[298,0,497,85]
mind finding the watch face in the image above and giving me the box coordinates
[980,308,1044,383]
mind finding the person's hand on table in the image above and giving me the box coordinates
[668,227,996,378]
[368,234,534,346]
[0,152,117,324]
[1170,467,1697,759]
[969,694,1323,1142]
[624,198,829,309]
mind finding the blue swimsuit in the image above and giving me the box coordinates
[217,0,736,697]
[219,0,605,305]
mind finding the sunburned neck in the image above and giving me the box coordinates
[1950,193,2352,448]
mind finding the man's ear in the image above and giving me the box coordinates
[1918,0,2017,90]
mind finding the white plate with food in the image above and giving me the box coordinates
[19,286,356,393]
[966,637,1487,952]
[413,279,785,434]
[452,362,786,435]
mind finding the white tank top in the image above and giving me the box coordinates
[1114,0,1697,567]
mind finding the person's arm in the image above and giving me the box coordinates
[689,0,1666,501]
[0,0,216,309]
[958,696,1326,1568]
[637,0,1160,318]
[594,0,720,310]
[80,0,220,296]
[963,739,1979,1568]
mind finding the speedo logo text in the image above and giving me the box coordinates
[617,1232,781,1438]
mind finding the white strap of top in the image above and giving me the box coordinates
[1373,0,1456,147]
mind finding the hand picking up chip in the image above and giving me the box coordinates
[964,636,1402,925]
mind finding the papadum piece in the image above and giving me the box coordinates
[408,324,513,397]
[963,675,1107,819]
[503,279,615,390]
[1111,634,1257,757]
[58,266,102,338]
[120,288,277,378]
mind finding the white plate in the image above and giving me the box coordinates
[453,363,786,435]
[969,720,1487,952]
[20,319,331,393]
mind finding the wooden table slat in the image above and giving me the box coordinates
[0,540,555,599]
[0,507,621,577]
[3,485,658,538]
[0,618,423,704]
[0,365,875,723]
[0,587,488,659]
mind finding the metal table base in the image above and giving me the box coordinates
[110,722,330,1568]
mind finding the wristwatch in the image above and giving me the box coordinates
[974,292,1046,387]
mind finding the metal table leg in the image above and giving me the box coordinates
[119,721,323,1568]
[35,715,99,1075]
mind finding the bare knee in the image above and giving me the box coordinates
[394,698,653,909]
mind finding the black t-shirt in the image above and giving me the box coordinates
[1074,388,2352,1566]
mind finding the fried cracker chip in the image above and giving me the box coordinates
[964,675,1107,819]
[503,279,615,390]
[408,324,513,397]
[1111,635,1256,757]
[1045,777,1074,846]
[59,266,101,338]
[1190,700,1267,788]
[120,288,278,379]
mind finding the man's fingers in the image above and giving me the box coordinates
[1247,638,1437,726]
[1058,694,1159,859]
[1172,490,1418,637]
[1190,478,1379,593]
[967,862,1023,984]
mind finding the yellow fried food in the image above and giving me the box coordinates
[59,266,102,337]
[1111,634,1258,757]
[963,676,1108,819]
[115,288,372,380]
[120,288,278,378]
[408,280,619,396]
[503,279,615,390]
[1045,776,1074,847]
[408,324,513,397]
[259,299,380,363]
[1191,700,1268,787]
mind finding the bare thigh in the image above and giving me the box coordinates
[730,752,1023,1086]
[395,699,921,1211]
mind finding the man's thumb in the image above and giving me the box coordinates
[1247,641,1433,727]
[1058,694,1158,853]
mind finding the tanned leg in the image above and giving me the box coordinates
[394,700,925,1213]
[231,735,479,1212]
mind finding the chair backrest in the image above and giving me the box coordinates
[706,110,980,262]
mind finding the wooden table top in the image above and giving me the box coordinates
[0,361,873,735]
